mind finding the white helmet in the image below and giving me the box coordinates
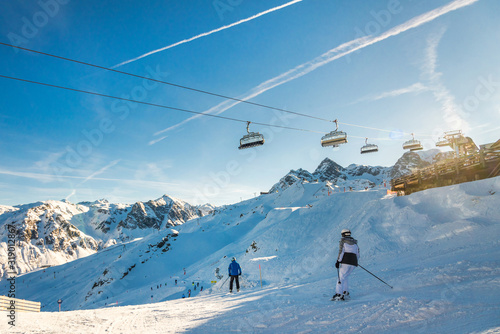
[341,229,351,237]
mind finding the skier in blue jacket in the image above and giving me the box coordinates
[228,257,242,293]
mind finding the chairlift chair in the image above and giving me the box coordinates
[402,133,423,151]
[444,130,462,138]
[238,122,264,150]
[409,145,423,152]
[321,119,347,147]
[360,138,378,154]
[435,137,450,147]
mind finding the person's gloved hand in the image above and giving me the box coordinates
[335,261,340,269]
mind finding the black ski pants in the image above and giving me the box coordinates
[229,275,240,291]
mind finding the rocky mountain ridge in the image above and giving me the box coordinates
[269,149,452,193]
[0,195,212,277]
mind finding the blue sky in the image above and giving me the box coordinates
[0,0,499,206]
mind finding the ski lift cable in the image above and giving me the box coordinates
[1,42,430,136]
[338,121,432,138]
[0,42,331,123]
[0,73,422,142]
[0,74,324,134]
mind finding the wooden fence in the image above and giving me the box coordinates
[0,296,41,313]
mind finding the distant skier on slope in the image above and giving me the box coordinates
[228,257,242,293]
[333,229,360,301]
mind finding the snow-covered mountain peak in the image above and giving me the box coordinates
[271,149,453,193]
[389,149,453,179]
[197,203,217,216]
[415,148,442,163]
[41,199,85,213]
[95,198,109,205]
[313,157,344,178]
[0,194,211,278]
[77,198,111,207]
[346,163,361,169]
[270,156,391,192]
[154,194,178,204]
[0,205,18,215]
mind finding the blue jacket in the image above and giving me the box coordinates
[228,261,242,276]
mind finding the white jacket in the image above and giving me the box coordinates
[337,237,360,266]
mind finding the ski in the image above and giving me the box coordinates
[331,297,349,301]
[331,293,350,301]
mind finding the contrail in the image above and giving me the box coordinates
[113,0,303,68]
[422,27,469,132]
[148,135,168,146]
[154,37,367,136]
[152,0,479,137]
[79,159,121,185]
[354,82,429,104]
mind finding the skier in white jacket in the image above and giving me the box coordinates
[333,229,360,301]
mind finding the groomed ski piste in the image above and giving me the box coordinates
[1,177,500,333]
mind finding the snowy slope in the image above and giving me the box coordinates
[1,177,499,333]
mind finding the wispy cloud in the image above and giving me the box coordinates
[113,0,303,68]
[154,0,479,135]
[34,150,66,177]
[0,169,178,187]
[422,26,469,131]
[480,125,500,135]
[0,169,69,182]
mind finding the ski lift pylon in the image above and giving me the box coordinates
[238,121,264,150]
[402,133,423,151]
[321,119,347,147]
[361,138,378,154]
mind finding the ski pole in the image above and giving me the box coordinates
[358,265,393,289]
[219,276,229,290]
[337,267,341,284]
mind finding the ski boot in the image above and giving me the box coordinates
[331,293,345,301]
